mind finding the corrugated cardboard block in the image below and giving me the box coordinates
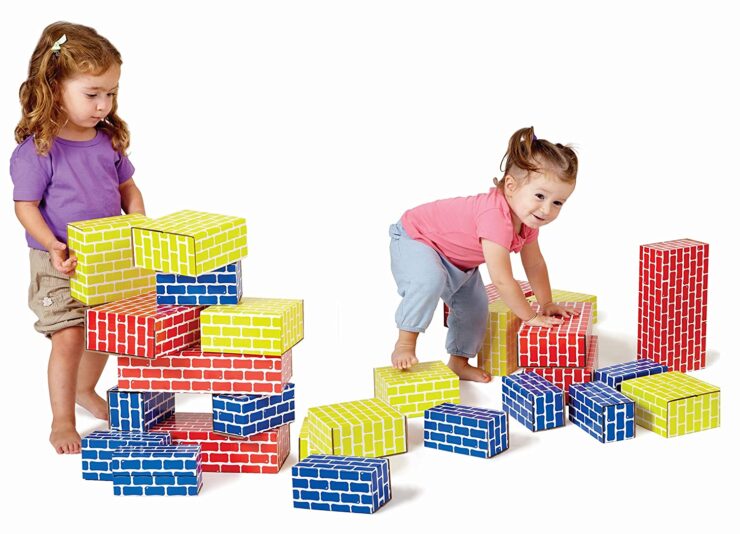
[112,445,202,496]
[594,358,668,391]
[81,430,171,481]
[502,372,564,432]
[373,361,459,418]
[569,381,635,443]
[424,403,508,458]
[156,261,242,305]
[212,383,295,438]
[549,289,598,323]
[518,302,593,367]
[108,386,175,432]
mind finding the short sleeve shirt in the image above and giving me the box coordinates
[400,187,538,270]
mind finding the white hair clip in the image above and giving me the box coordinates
[51,34,67,52]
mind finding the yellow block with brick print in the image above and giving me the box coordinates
[477,299,527,377]
[374,361,459,417]
[201,297,303,356]
[131,210,247,276]
[68,214,155,306]
[621,371,720,437]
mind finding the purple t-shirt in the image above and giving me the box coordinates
[10,131,134,250]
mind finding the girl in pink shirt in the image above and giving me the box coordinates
[390,127,579,382]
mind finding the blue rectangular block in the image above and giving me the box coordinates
[569,381,635,443]
[108,387,175,433]
[292,455,391,514]
[423,403,508,458]
[81,430,171,481]
[212,383,295,438]
[593,358,669,390]
[111,445,202,497]
[155,261,242,306]
[502,373,564,432]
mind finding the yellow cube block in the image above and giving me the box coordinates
[131,210,247,276]
[68,214,155,306]
[374,361,459,418]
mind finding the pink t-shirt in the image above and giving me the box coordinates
[400,187,539,270]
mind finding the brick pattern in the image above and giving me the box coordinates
[502,373,564,432]
[568,381,635,443]
[201,297,304,356]
[150,413,290,473]
[156,261,242,305]
[86,292,202,359]
[638,239,709,371]
[621,371,720,438]
[107,386,175,432]
[304,399,407,458]
[373,361,459,418]
[292,455,391,514]
[212,383,295,438]
[117,345,292,394]
[298,417,318,461]
[424,403,508,458]
[518,302,593,367]
[81,430,171,481]
[524,334,599,402]
[549,289,598,323]
[132,210,248,276]
[68,214,156,306]
[111,445,202,496]
[593,358,668,391]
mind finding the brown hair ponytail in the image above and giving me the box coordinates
[497,126,578,188]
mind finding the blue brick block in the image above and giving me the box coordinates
[502,373,564,432]
[292,455,391,514]
[424,403,509,458]
[569,381,635,443]
[81,430,171,481]
[156,261,242,306]
[593,358,669,390]
[111,445,202,497]
[212,383,295,438]
[108,387,175,433]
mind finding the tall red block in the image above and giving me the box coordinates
[518,302,593,367]
[638,239,708,372]
[150,413,289,473]
[86,292,202,359]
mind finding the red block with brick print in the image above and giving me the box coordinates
[518,302,593,367]
[524,335,599,402]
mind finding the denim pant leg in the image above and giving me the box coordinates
[445,268,489,358]
[389,222,448,332]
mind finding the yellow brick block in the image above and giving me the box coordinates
[131,210,248,276]
[68,214,155,306]
[477,299,530,377]
[201,297,304,356]
[550,289,598,323]
[304,398,407,458]
[621,371,720,438]
[374,361,460,418]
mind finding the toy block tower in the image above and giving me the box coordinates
[373,361,459,417]
[638,239,709,371]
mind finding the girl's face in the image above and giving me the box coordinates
[504,172,575,229]
[58,64,120,139]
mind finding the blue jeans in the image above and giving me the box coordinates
[389,221,488,358]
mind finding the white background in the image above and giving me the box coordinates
[0,1,736,532]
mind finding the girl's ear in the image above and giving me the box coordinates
[504,174,518,194]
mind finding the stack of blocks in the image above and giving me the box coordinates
[75,210,303,491]
[373,361,459,418]
[519,301,596,400]
[568,381,635,443]
[423,403,509,458]
[502,372,564,432]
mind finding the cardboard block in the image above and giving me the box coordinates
[374,361,459,418]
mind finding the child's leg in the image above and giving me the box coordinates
[446,269,491,383]
[389,222,448,369]
[48,326,85,454]
[76,350,109,420]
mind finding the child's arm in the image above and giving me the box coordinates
[14,201,76,275]
[481,239,563,327]
[520,240,578,318]
[120,178,145,215]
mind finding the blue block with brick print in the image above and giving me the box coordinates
[569,381,635,443]
[424,403,508,458]
[108,386,175,432]
[593,358,668,390]
[212,383,295,438]
[156,261,242,305]
[502,372,564,431]
[111,445,202,496]
[81,430,172,481]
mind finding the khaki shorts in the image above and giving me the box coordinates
[28,248,87,337]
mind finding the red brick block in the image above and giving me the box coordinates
[86,292,202,359]
[150,413,290,474]
[638,239,708,371]
[518,302,593,367]
[524,335,599,402]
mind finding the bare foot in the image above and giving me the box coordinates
[392,343,419,370]
[447,355,491,383]
[76,390,109,421]
[50,422,82,454]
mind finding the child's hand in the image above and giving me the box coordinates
[524,313,564,328]
[48,240,77,276]
[541,302,580,319]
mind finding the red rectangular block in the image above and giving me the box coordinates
[638,239,708,372]
[117,344,292,394]
[518,302,593,367]
[524,335,599,402]
[150,413,289,474]
[444,280,533,327]
[86,292,203,359]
